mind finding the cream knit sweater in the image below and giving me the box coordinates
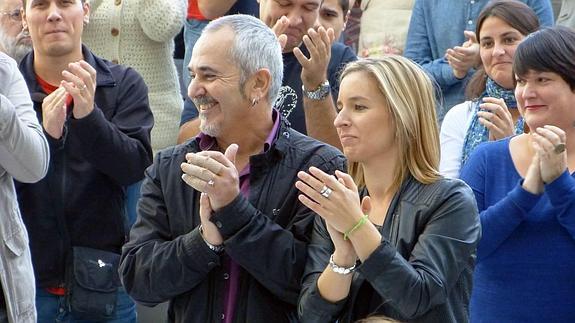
[84,0,186,152]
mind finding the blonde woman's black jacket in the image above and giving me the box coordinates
[299,176,481,323]
[15,46,153,288]
[119,120,346,323]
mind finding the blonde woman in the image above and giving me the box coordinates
[296,57,480,323]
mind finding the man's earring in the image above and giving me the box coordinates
[251,97,259,108]
[22,26,29,36]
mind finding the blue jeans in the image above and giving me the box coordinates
[36,288,137,323]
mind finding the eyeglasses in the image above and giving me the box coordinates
[0,9,22,22]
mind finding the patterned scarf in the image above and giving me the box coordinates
[461,77,524,166]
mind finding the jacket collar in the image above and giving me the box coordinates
[20,44,116,104]
[187,111,292,162]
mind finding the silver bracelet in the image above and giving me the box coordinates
[329,254,356,275]
[199,225,224,253]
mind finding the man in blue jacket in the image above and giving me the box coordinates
[119,14,346,323]
[16,0,153,321]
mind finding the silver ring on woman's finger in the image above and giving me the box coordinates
[78,84,87,91]
[320,187,333,199]
[207,179,215,186]
[554,143,566,154]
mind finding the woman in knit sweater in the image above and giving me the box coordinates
[460,26,575,322]
[84,0,186,152]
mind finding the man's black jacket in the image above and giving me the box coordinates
[119,121,346,323]
[16,46,153,288]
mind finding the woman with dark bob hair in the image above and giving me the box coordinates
[295,56,480,323]
[440,0,540,178]
[461,26,575,322]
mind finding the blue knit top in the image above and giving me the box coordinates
[461,137,575,322]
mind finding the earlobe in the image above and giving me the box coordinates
[251,69,272,104]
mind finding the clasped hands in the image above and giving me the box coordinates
[523,125,568,194]
[181,144,240,246]
[42,60,97,139]
[446,31,481,79]
[296,167,372,265]
[477,97,515,141]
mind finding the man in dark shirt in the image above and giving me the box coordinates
[179,0,356,149]
[16,0,153,321]
[120,14,345,323]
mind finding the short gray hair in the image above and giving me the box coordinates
[203,14,284,105]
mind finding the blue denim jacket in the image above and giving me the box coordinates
[404,0,553,120]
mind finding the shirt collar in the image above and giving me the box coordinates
[196,109,280,153]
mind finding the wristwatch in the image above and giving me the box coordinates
[302,80,331,101]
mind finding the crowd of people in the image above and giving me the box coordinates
[0,0,574,322]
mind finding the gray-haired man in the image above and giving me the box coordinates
[0,0,31,62]
[119,14,346,323]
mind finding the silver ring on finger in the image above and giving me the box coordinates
[207,179,215,186]
[319,186,333,199]
[554,143,566,154]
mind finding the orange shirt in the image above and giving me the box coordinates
[188,0,206,20]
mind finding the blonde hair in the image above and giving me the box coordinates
[341,56,441,192]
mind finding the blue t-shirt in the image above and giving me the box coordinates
[180,42,356,135]
[460,137,575,322]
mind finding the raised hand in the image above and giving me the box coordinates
[42,86,68,139]
[295,167,364,234]
[181,144,240,211]
[477,97,515,140]
[522,141,543,195]
[270,15,289,51]
[199,192,223,246]
[532,125,568,184]
[446,31,480,79]
[294,26,335,91]
[61,60,97,119]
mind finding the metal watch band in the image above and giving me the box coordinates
[329,254,357,275]
[302,80,330,101]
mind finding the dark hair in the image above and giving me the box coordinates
[465,0,539,99]
[338,0,350,14]
[513,26,575,91]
